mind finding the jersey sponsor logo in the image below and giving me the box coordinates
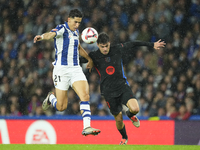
[52,29,58,31]
[105,57,111,62]
[106,66,115,75]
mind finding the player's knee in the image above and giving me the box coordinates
[57,107,66,112]
[129,106,140,114]
[135,107,140,114]
[56,103,67,111]
[127,99,140,114]
[81,93,90,101]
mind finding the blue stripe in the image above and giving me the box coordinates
[83,114,91,118]
[54,38,58,65]
[76,29,79,35]
[73,39,78,66]
[61,30,69,65]
[121,60,129,85]
[52,98,56,105]
[52,25,64,65]
[54,101,58,111]
[65,22,70,30]
[55,24,64,30]
[80,101,90,105]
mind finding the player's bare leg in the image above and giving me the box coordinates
[72,80,100,136]
[114,112,124,130]
[42,88,68,111]
[54,88,68,111]
[114,112,128,145]
[126,98,140,127]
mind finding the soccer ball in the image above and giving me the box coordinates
[81,27,98,44]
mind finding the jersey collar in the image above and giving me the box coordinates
[65,22,71,30]
[65,21,79,36]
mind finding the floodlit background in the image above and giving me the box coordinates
[1,0,200,119]
[0,0,200,145]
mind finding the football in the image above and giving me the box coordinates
[81,27,98,44]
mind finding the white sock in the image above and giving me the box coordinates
[49,94,57,110]
[83,117,91,129]
[80,101,91,129]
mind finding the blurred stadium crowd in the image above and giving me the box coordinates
[1,0,200,120]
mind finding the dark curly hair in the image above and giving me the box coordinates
[97,32,110,44]
[69,9,83,18]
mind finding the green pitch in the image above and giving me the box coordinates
[0,144,199,150]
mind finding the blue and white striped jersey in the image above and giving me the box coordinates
[51,22,80,67]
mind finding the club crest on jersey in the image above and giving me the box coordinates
[75,31,78,35]
[68,35,72,39]
[106,66,115,75]
[105,57,111,62]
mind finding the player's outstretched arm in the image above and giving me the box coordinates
[33,32,56,43]
[78,44,94,72]
[153,39,166,50]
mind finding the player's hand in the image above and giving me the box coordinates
[86,58,94,73]
[33,35,43,43]
[153,39,166,50]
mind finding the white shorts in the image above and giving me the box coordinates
[52,65,87,90]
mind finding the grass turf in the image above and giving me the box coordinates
[0,145,199,150]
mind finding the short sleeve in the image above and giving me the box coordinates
[51,24,65,38]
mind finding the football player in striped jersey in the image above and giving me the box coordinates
[33,9,100,136]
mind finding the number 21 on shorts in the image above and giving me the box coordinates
[54,75,61,82]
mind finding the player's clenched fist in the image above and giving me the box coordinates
[33,35,43,43]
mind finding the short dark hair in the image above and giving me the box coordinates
[69,9,83,18]
[97,32,109,44]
